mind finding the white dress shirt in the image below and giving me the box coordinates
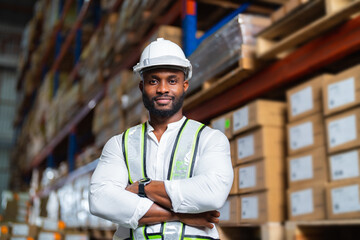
[89,116,233,239]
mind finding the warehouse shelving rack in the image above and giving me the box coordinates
[11,0,360,239]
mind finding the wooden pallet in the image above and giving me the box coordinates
[257,0,360,60]
[286,219,360,240]
[217,222,285,240]
[184,46,261,111]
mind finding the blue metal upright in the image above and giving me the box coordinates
[68,129,77,172]
[182,1,251,56]
[47,154,55,168]
[75,0,84,65]
[182,0,198,56]
[54,0,65,97]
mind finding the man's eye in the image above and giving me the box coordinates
[149,80,158,84]
[169,79,177,84]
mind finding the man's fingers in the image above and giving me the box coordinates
[212,211,220,217]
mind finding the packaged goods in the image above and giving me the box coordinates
[188,14,270,94]
[287,113,325,156]
[325,108,360,154]
[234,158,284,194]
[323,64,360,116]
[287,146,328,187]
[239,190,285,223]
[326,179,360,219]
[328,149,360,182]
[234,127,285,164]
[287,183,326,220]
[232,100,286,136]
[286,74,332,122]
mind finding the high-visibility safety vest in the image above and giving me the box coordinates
[122,119,218,240]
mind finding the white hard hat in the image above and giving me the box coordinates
[133,38,192,80]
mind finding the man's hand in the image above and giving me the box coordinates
[126,181,139,194]
[176,210,220,229]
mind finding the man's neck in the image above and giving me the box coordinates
[148,112,184,141]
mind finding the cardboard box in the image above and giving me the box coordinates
[286,74,332,122]
[229,168,238,195]
[234,127,285,164]
[235,158,285,194]
[239,189,285,224]
[229,139,237,167]
[287,113,325,156]
[287,183,326,221]
[287,146,328,188]
[328,149,360,182]
[211,112,233,139]
[323,64,360,116]
[325,108,360,154]
[232,100,286,136]
[326,179,360,219]
[218,195,239,225]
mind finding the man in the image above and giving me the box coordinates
[89,38,233,240]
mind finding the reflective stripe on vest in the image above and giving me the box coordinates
[122,119,206,240]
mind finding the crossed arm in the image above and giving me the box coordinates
[126,180,220,228]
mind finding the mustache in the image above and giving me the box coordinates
[153,95,175,101]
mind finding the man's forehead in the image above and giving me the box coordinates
[143,68,185,77]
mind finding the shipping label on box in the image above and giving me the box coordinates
[287,113,324,156]
[239,189,285,223]
[327,179,360,219]
[290,86,313,118]
[290,155,313,182]
[327,77,355,110]
[287,74,331,122]
[329,149,360,181]
[233,106,249,134]
[235,127,285,164]
[241,196,258,220]
[326,108,360,154]
[288,184,326,221]
[211,112,233,139]
[287,146,327,188]
[331,184,360,214]
[323,64,360,116]
[239,165,256,189]
[289,121,314,150]
[290,188,314,216]
[232,100,286,136]
[236,158,285,194]
[236,134,255,160]
[328,115,356,148]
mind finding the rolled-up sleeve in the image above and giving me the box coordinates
[89,135,153,229]
[165,129,233,213]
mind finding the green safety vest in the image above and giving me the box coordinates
[122,119,218,240]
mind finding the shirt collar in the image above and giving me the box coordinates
[146,116,187,133]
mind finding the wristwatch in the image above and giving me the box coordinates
[138,177,152,198]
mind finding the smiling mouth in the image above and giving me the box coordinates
[154,96,174,105]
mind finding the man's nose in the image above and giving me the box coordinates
[156,80,169,94]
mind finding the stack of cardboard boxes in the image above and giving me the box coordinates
[213,100,286,225]
[285,74,332,221]
[323,64,360,219]
[286,64,360,221]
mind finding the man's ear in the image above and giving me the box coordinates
[139,80,144,92]
[183,80,189,92]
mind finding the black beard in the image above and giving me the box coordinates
[142,91,185,118]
